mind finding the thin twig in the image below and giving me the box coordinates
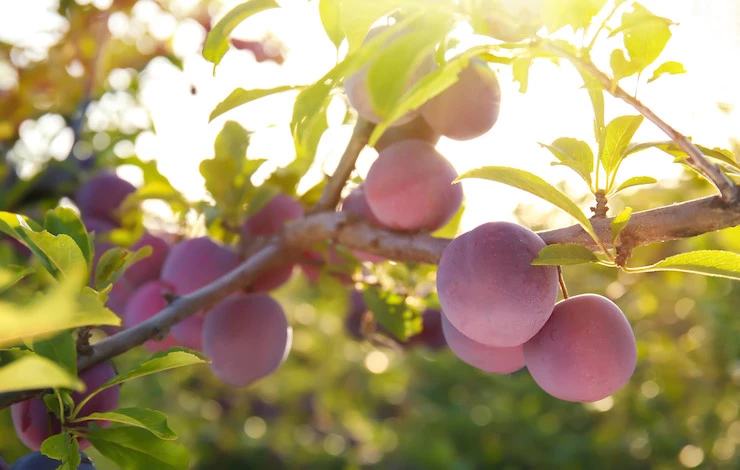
[310,118,376,213]
[542,40,739,204]
[557,266,569,299]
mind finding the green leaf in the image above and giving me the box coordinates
[647,60,686,83]
[44,390,74,421]
[633,250,740,280]
[626,141,740,172]
[41,432,80,470]
[0,212,84,281]
[73,348,208,418]
[579,72,604,141]
[612,176,657,194]
[366,15,451,121]
[0,354,83,392]
[45,207,93,271]
[610,3,673,77]
[121,181,190,216]
[599,115,644,178]
[94,245,153,291]
[540,137,594,186]
[0,265,34,294]
[0,269,119,348]
[457,166,599,243]
[202,0,280,71]
[32,332,77,377]
[369,44,484,146]
[610,49,639,81]
[86,426,189,470]
[611,207,633,245]
[340,0,400,53]
[362,287,419,341]
[209,85,303,122]
[532,244,598,266]
[75,408,177,440]
[542,0,608,32]
[511,56,532,93]
[319,0,344,48]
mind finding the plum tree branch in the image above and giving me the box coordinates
[310,118,376,213]
[1,192,739,409]
[541,40,740,204]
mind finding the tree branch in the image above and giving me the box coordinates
[542,40,739,204]
[1,193,739,410]
[310,118,376,213]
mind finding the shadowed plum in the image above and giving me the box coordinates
[11,451,95,469]
[407,309,447,350]
[523,294,637,402]
[161,237,240,296]
[124,280,179,352]
[436,222,558,347]
[441,314,524,373]
[373,115,440,152]
[202,294,292,387]
[11,362,119,451]
[122,232,170,288]
[421,58,501,141]
[75,173,136,225]
[242,194,302,291]
[365,140,462,232]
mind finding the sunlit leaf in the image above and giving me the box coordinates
[533,244,598,266]
[648,60,686,83]
[94,245,153,291]
[457,166,599,243]
[76,408,177,440]
[542,0,608,32]
[45,207,92,271]
[202,0,280,71]
[632,250,740,280]
[362,286,420,341]
[540,137,594,186]
[209,85,303,122]
[611,207,633,245]
[612,176,657,194]
[600,115,644,178]
[319,0,344,48]
[0,354,83,392]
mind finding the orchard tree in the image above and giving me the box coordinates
[1,0,740,468]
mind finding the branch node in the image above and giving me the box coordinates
[590,190,609,218]
[76,326,94,356]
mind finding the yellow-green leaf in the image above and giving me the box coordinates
[633,250,740,280]
[532,244,598,266]
[76,408,177,440]
[612,176,657,194]
[648,61,686,83]
[209,85,303,122]
[611,206,633,245]
[0,355,83,393]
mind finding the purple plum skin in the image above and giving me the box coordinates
[75,173,136,226]
[124,280,179,352]
[441,314,524,374]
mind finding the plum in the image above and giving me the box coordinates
[75,173,136,226]
[407,309,447,350]
[523,294,637,402]
[124,280,179,352]
[436,222,558,347]
[121,232,170,289]
[161,237,240,296]
[202,294,292,387]
[421,58,501,141]
[373,115,440,152]
[441,314,524,373]
[365,140,462,232]
[11,451,95,469]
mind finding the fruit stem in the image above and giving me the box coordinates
[557,266,569,299]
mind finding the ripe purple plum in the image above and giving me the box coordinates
[523,294,637,402]
[103,281,134,335]
[12,362,119,451]
[121,232,170,288]
[436,222,558,347]
[161,237,240,296]
[75,173,136,226]
[241,194,304,238]
[124,280,179,352]
[421,58,501,141]
[373,115,440,152]
[343,27,431,126]
[172,314,206,351]
[441,314,524,373]
[407,309,447,350]
[202,294,292,387]
[11,451,95,469]
[242,194,302,291]
[365,140,462,232]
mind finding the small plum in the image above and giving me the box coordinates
[436,222,558,347]
[75,173,136,226]
[202,294,292,387]
[124,280,179,352]
[365,140,462,232]
[11,451,95,469]
[441,314,524,373]
[523,294,637,402]
[421,58,501,141]
[373,115,440,152]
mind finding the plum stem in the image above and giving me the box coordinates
[557,266,569,299]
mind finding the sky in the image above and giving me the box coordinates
[1,0,740,233]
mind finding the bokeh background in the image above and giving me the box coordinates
[2,0,740,468]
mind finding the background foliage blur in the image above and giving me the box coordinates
[2,1,740,469]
